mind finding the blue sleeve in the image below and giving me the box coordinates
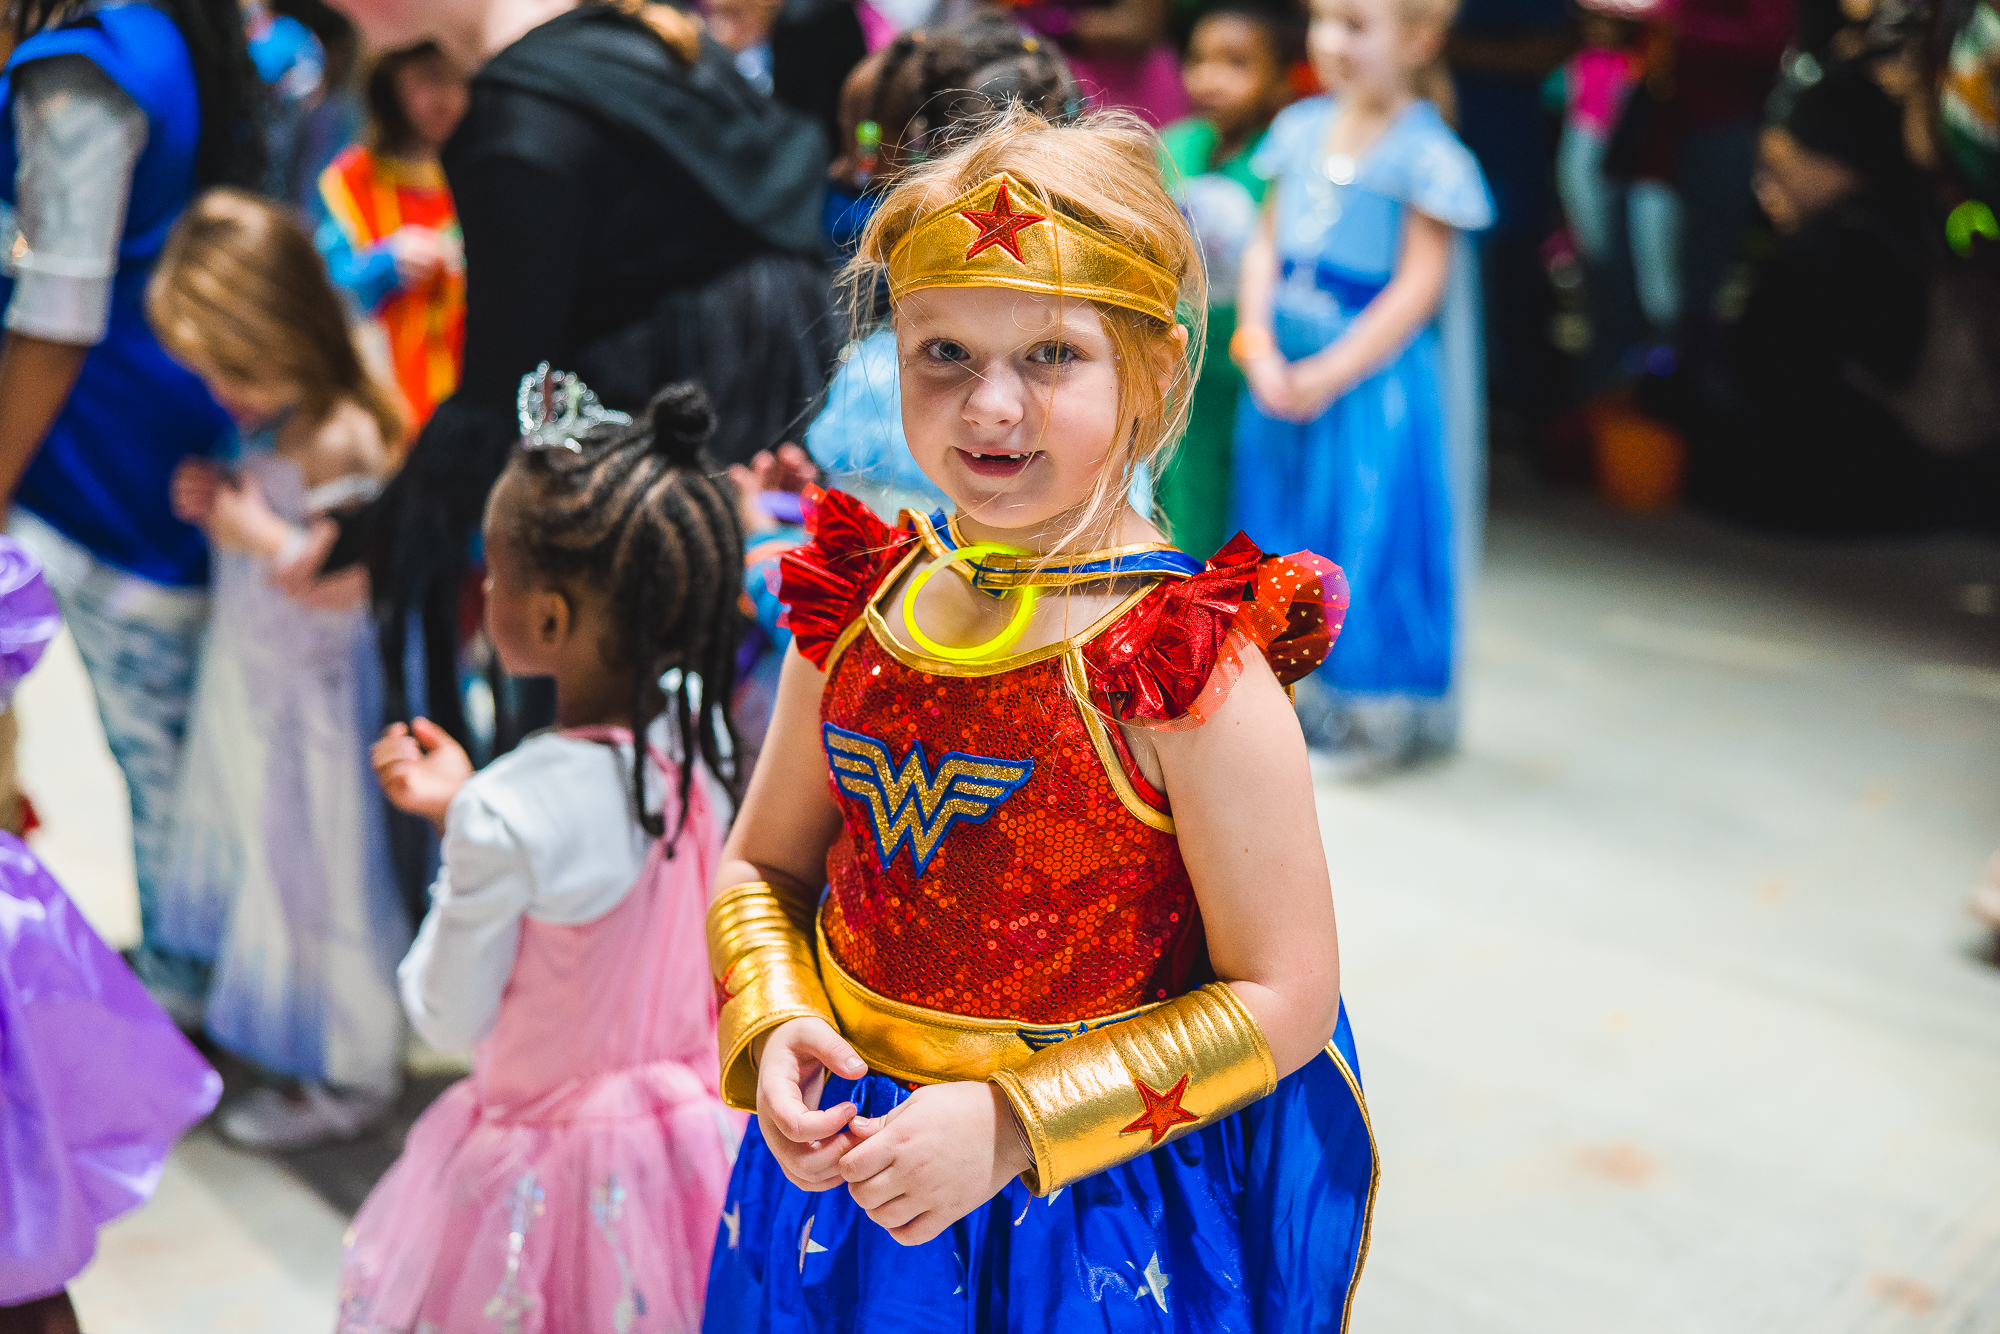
[249,15,324,100]
[1250,97,1329,183]
[314,215,400,313]
[1398,112,1497,232]
[804,329,932,496]
[743,534,802,649]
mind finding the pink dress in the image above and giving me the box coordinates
[337,748,739,1334]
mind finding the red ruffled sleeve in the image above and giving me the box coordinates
[1082,532,1349,728]
[775,487,919,669]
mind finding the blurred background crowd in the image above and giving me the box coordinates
[1,0,1999,1319]
[1,0,1997,1140]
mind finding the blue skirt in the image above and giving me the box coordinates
[703,1005,1377,1333]
[1231,313,1456,697]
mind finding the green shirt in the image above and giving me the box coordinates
[1159,117,1270,203]
[1158,117,1271,313]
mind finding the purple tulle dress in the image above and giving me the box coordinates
[0,537,221,1302]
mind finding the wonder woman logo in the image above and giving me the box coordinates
[823,723,1033,875]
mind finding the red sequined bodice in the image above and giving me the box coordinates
[820,621,1203,1022]
[778,488,1348,1026]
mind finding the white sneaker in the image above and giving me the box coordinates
[218,1083,393,1151]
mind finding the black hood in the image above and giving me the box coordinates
[477,7,829,256]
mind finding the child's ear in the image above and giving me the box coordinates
[1157,323,1192,398]
[533,587,573,648]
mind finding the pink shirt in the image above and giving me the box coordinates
[1570,46,1642,134]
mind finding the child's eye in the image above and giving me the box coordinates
[923,339,971,364]
[1026,342,1076,366]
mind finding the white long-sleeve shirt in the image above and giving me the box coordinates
[398,732,651,1054]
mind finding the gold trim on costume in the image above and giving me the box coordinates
[1061,650,1174,834]
[1324,1038,1380,1333]
[989,982,1278,1195]
[885,174,1181,325]
[817,917,1158,1084]
[822,604,879,677]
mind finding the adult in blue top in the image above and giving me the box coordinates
[0,0,258,1011]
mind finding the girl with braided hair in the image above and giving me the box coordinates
[341,377,747,1332]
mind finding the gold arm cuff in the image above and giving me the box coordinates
[989,982,1277,1196]
[707,880,835,1111]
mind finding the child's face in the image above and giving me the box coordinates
[1184,15,1287,138]
[184,353,300,427]
[896,286,1130,536]
[1308,0,1436,103]
[1754,127,1863,234]
[394,52,469,154]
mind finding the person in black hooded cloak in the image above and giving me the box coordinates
[318,0,833,905]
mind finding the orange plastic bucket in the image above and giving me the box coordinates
[1586,401,1686,510]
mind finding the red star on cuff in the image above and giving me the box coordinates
[958,181,1047,263]
[713,963,739,1009]
[1120,1073,1201,1144]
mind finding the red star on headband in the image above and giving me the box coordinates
[1120,1072,1200,1144]
[959,181,1047,263]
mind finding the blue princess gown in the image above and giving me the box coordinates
[1232,98,1493,753]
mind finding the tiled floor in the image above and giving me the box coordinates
[30,491,2000,1331]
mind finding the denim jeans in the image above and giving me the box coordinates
[12,511,210,1000]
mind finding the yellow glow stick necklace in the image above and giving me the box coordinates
[901,542,1042,662]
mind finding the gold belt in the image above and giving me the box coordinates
[816,918,1159,1084]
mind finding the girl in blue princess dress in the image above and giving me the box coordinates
[1231,0,1493,772]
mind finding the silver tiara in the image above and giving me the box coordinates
[516,362,631,452]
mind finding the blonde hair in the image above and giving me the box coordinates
[847,107,1206,552]
[148,188,407,452]
[1401,0,1461,123]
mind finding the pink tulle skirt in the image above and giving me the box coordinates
[337,1059,741,1334]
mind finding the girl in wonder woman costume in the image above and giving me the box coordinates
[705,108,1376,1332]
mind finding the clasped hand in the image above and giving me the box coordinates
[1243,350,1342,424]
[170,458,370,610]
[756,1016,1033,1246]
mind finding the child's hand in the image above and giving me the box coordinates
[372,718,473,829]
[205,475,295,557]
[838,1081,1033,1245]
[170,457,223,526]
[268,517,369,611]
[727,443,818,537]
[1244,354,1303,421]
[1281,357,1349,423]
[754,1015,871,1191]
[388,225,455,287]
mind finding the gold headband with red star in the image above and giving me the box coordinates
[885,173,1181,324]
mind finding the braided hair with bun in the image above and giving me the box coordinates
[871,11,1081,174]
[494,382,745,848]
